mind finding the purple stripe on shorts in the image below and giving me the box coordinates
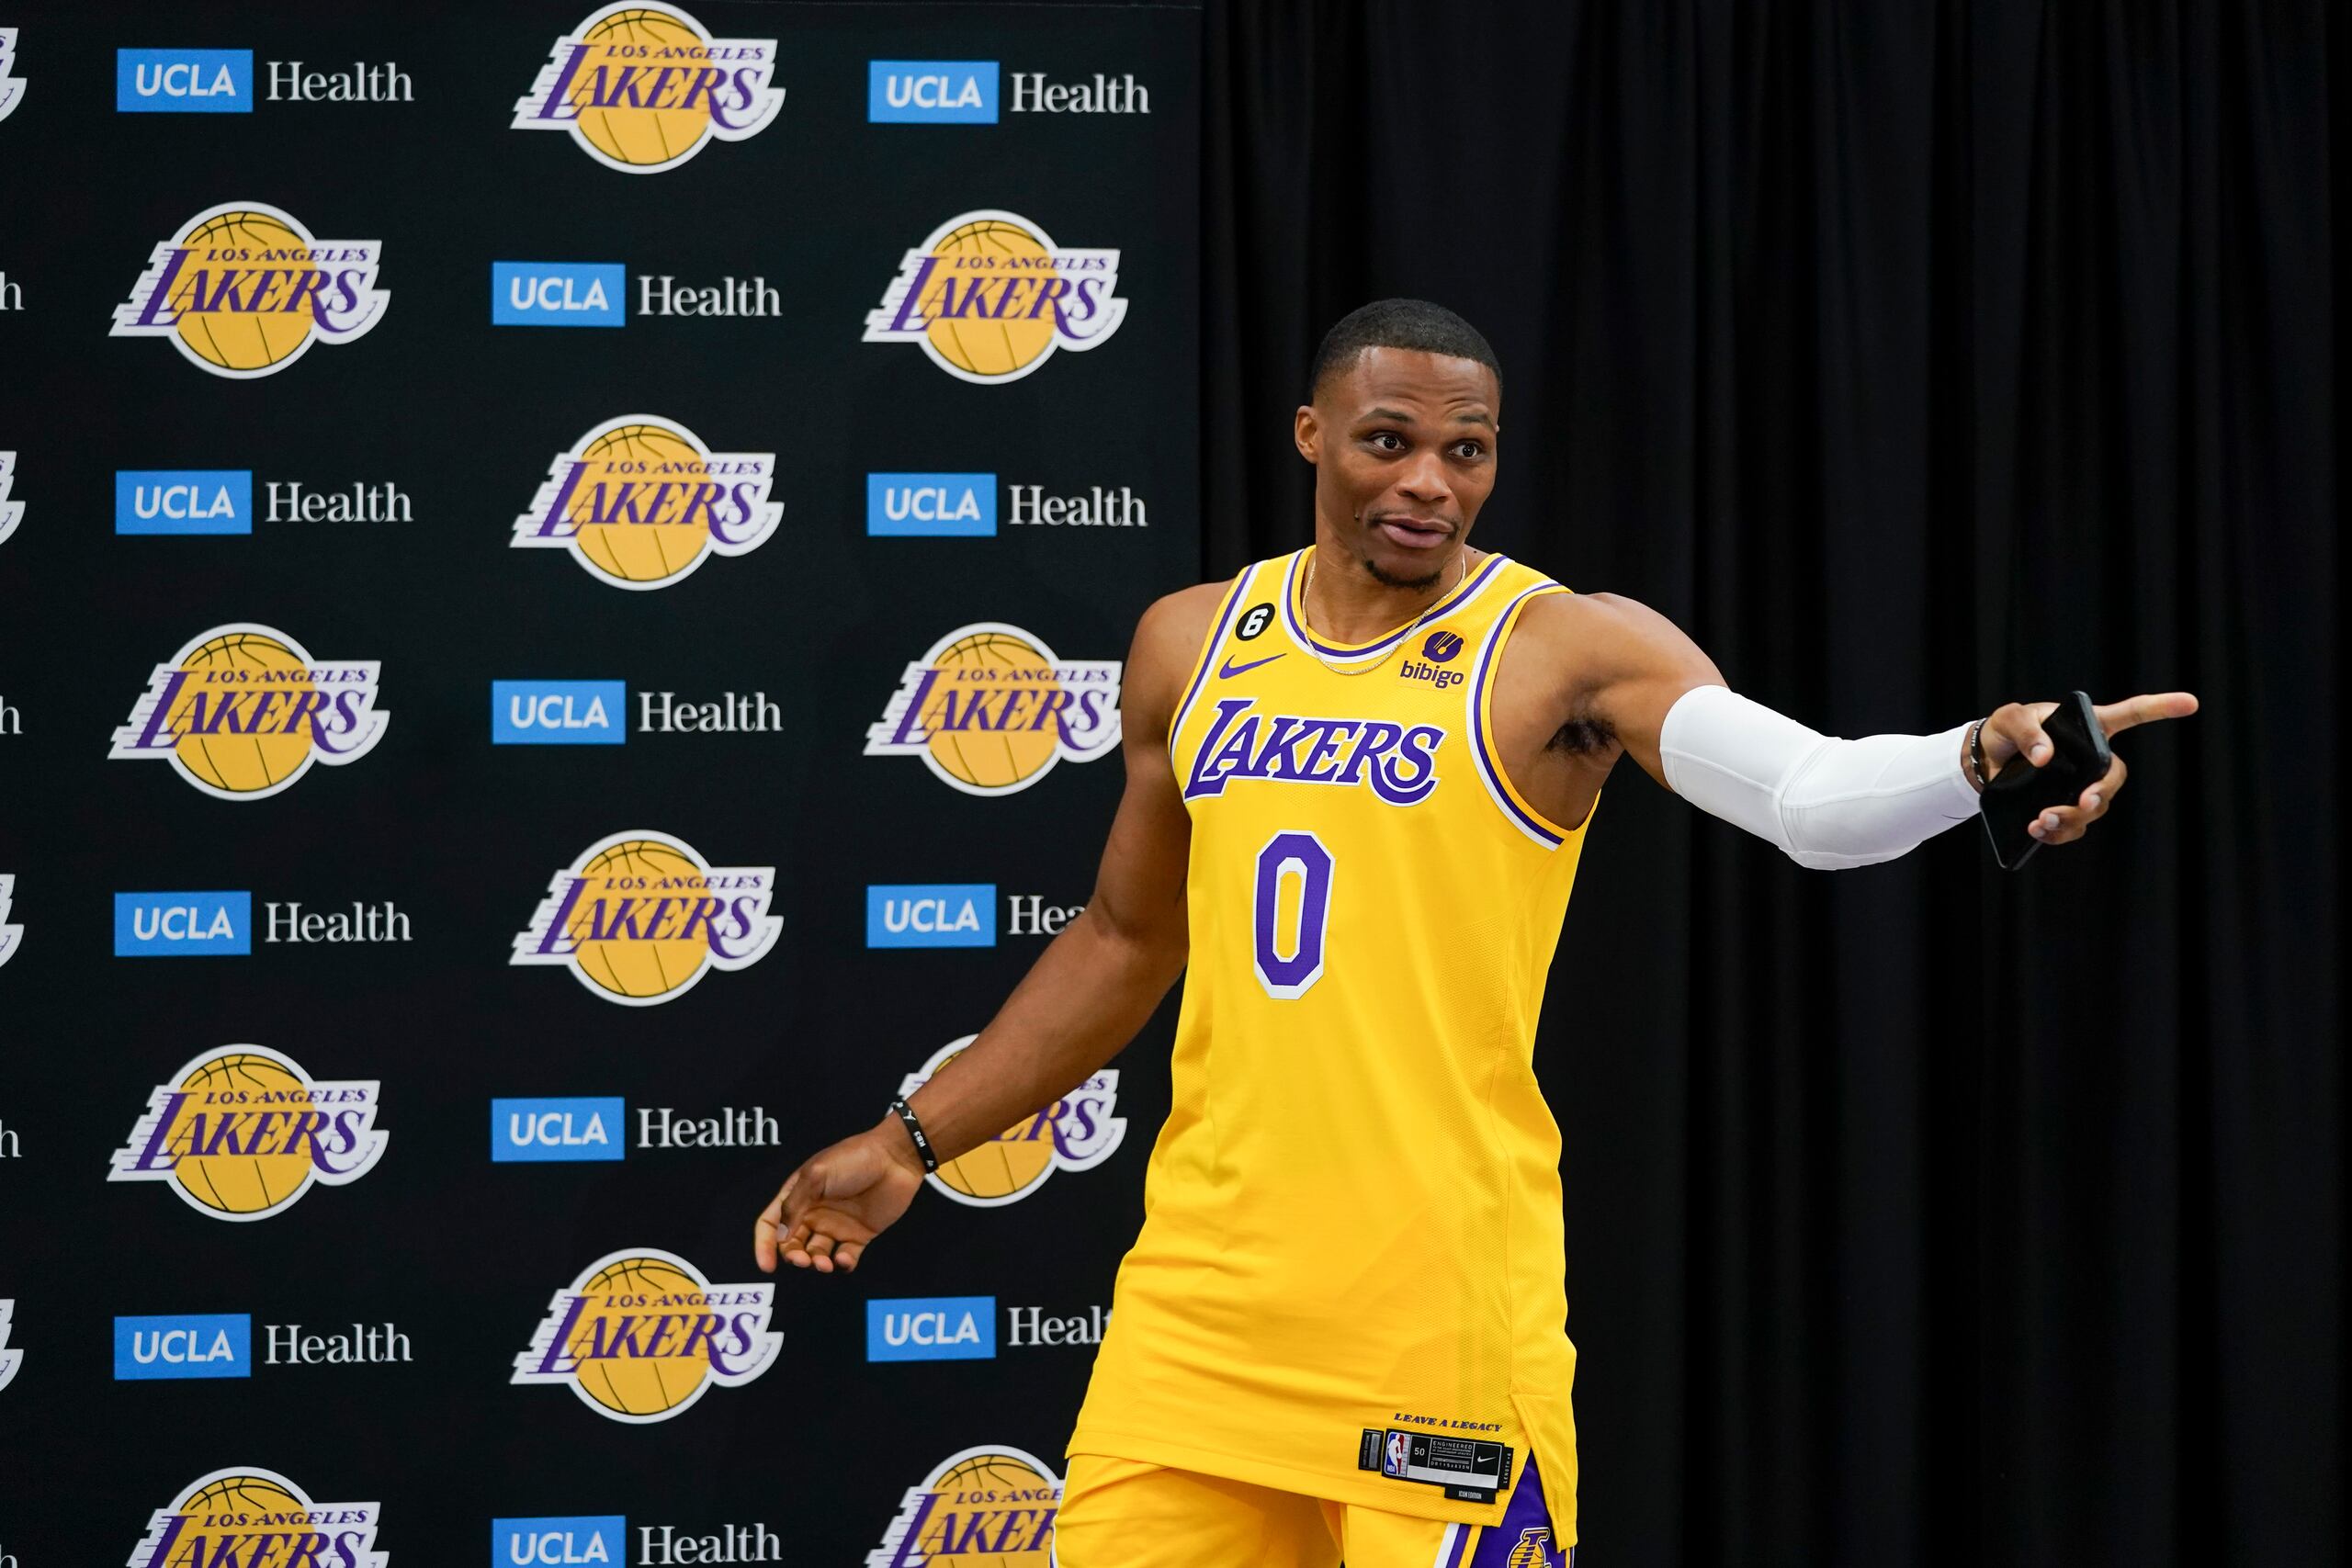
[1467,1456,1566,1567]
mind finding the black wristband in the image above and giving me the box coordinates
[888,1097,938,1174]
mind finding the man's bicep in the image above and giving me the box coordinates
[1577,592,1726,786]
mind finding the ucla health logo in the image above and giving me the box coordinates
[115,891,252,956]
[110,623,390,800]
[0,449,22,547]
[116,48,250,111]
[0,874,18,969]
[493,1097,625,1162]
[514,4,784,172]
[514,416,781,588]
[867,1296,995,1362]
[512,831,781,1006]
[867,624,1120,796]
[109,1043,389,1220]
[492,260,625,326]
[869,61,998,123]
[495,1517,625,1566]
[0,1297,20,1393]
[868,1447,1061,1566]
[865,210,1125,384]
[116,469,252,535]
[900,1036,1122,1207]
[111,202,388,378]
[493,680,627,744]
[867,884,993,948]
[129,1468,387,1568]
[514,1247,780,1422]
[115,1313,251,1380]
[0,28,25,124]
[867,471,994,537]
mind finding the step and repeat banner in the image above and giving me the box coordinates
[0,4,1200,1563]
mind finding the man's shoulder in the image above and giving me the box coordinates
[1515,586,1684,656]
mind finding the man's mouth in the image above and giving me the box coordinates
[1371,514,1452,550]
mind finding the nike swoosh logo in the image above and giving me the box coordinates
[1217,652,1286,680]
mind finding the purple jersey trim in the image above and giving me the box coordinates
[1167,566,1253,760]
[1279,548,1511,663]
[1467,582,1570,848]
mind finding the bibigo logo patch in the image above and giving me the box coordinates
[513,1247,780,1422]
[864,209,1125,384]
[514,4,784,172]
[513,415,780,588]
[110,202,387,378]
[109,623,389,800]
[511,830,781,1005]
[109,1043,389,1221]
[899,1036,1123,1207]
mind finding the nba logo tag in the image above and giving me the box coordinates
[0,451,22,547]
[109,1044,390,1220]
[513,416,780,587]
[109,624,390,800]
[128,1469,387,1568]
[0,28,26,124]
[513,1248,780,1422]
[111,202,388,378]
[869,1448,1062,1564]
[514,4,785,172]
[865,209,1126,384]
[899,1036,1124,1206]
[866,624,1122,795]
[511,831,781,1006]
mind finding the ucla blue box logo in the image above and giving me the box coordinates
[493,1098,627,1163]
[492,1517,627,1567]
[114,891,252,956]
[492,681,628,745]
[868,61,1000,123]
[118,49,254,113]
[116,470,253,536]
[492,262,626,327]
[868,1296,996,1361]
[867,885,994,947]
[867,473,997,537]
[115,1314,252,1380]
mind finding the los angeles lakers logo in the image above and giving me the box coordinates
[866,624,1122,796]
[0,28,25,125]
[513,415,781,589]
[864,209,1127,384]
[0,873,18,970]
[900,1037,1124,1207]
[513,1247,780,1423]
[0,1298,20,1393]
[128,1468,387,1568]
[109,623,390,800]
[109,1044,390,1222]
[867,1446,1062,1567]
[511,830,781,1006]
[514,4,785,172]
[1508,1527,1564,1567]
[0,450,22,547]
[110,202,388,378]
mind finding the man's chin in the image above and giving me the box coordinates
[1359,543,1451,591]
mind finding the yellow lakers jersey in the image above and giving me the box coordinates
[1069,547,1595,1533]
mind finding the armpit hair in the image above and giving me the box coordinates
[1548,705,1618,758]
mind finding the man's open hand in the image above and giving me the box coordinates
[753,1125,926,1276]
[1977,691,2200,847]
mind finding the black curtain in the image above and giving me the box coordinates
[1202,4,2342,1565]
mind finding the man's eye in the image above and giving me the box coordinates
[1369,433,1403,450]
[1454,442,1484,458]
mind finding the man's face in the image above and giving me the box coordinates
[1295,346,1500,589]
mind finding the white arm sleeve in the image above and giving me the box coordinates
[1657,684,1981,870]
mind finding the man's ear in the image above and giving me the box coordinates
[1294,403,1320,463]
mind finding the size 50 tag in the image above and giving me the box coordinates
[1358,1427,1514,1506]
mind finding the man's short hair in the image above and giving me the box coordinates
[1307,299,1501,400]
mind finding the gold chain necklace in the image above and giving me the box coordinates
[1299,547,1470,676]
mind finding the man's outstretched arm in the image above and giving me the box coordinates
[1525,590,2198,863]
[752,582,1222,1276]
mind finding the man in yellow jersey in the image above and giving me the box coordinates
[753,300,2197,1567]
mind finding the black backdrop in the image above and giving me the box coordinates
[1204,3,2341,1567]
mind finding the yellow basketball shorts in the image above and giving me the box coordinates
[1054,1454,1573,1568]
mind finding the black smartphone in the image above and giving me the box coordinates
[1978,691,2111,871]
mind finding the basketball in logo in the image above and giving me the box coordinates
[514,4,785,172]
[109,623,390,800]
[511,830,783,1005]
[110,202,388,379]
[865,209,1128,385]
[865,623,1124,796]
[867,1446,1062,1567]
[513,1247,781,1423]
[899,1037,1124,1207]
[128,1468,387,1568]
[108,1044,389,1221]
[512,415,782,589]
